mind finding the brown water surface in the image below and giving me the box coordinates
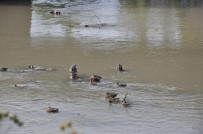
[0,0,203,134]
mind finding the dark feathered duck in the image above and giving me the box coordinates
[90,75,102,82]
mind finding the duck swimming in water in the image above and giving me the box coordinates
[116,64,124,72]
[0,67,8,72]
[69,64,77,73]
[117,82,127,87]
[50,10,61,15]
[105,91,117,98]
[89,78,97,85]
[90,75,102,82]
[122,93,131,107]
[105,92,120,103]
[28,65,35,69]
[45,107,59,113]
[27,65,52,71]
[69,64,77,79]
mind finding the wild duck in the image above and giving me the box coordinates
[117,82,127,87]
[0,67,8,72]
[28,65,49,71]
[50,10,61,15]
[116,64,124,71]
[105,92,120,103]
[105,91,117,98]
[108,97,120,103]
[90,75,102,82]
[69,64,77,74]
[28,65,35,69]
[69,64,77,79]
[121,93,131,107]
[89,78,97,85]
[45,107,59,113]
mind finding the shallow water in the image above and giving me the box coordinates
[0,0,203,134]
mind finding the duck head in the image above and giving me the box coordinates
[69,64,77,73]
[116,64,124,71]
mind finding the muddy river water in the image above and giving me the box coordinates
[0,0,203,134]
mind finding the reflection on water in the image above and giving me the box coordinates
[119,0,203,8]
[1,0,203,134]
[146,8,181,49]
[30,0,197,50]
[31,10,66,37]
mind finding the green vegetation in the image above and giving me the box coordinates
[59,120,79,134]
[0,111,23,127]
[0,111,23,134]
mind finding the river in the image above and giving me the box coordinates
[0,0,203,134]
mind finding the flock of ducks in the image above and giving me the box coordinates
[1,11,131,114]
[68,64,131,109]
[1,64,130,113]
[49,10,104,29]
[68,64,126,86]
